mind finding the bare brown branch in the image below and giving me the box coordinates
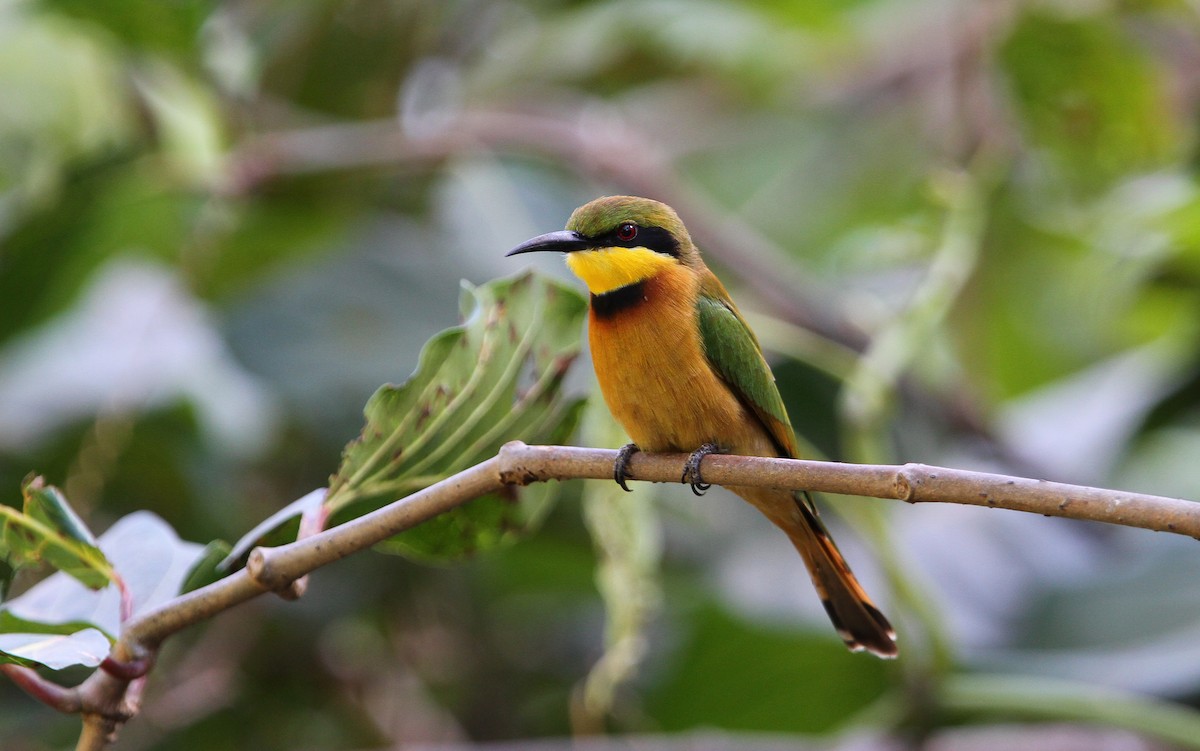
[497,443,1200,538]
[6,441,1192,748]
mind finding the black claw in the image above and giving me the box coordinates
[614,443,640,492]
[682,443,722,496]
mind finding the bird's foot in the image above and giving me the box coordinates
[614,443,640,492]
[682,443,723,496]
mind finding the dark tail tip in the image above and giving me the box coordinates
[820,597,898,659]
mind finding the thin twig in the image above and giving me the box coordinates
[227,111,860,349]
[12,441,1193,749]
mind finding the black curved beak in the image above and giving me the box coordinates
[505,230,592,256]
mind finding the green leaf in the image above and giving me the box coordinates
[24,479,97,549]
[1000,9,1180,190]
[0,13,132,198]
[1,477,113,590]
[646,602,890,734]
[327,271,588,560]
[2,511,206,643]
[0,610,97,639]
[39,0,212,62]
[181,540,234,593]
[189,195,356,301]
[0,628,110,670]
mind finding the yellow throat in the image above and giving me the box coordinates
[564,246,676,295]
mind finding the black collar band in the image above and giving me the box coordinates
[591,281,647,319]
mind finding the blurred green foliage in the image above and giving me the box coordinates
[3,0,1200,748]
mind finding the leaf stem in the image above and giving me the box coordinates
[836,168,991,681]
[839,168,988,462]
[1,663,80,712]
[940,674,1200,750]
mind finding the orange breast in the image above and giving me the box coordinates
[587,266,776,457]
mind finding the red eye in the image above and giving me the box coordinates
[616,223,638,242]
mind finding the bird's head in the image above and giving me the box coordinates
[506,196,699,295]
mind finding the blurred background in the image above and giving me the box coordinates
[3,0,1200,748]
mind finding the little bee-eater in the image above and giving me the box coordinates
[507,195,897,657]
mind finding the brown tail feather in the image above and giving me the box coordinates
[788,492,897,658]
[730,485,898,657]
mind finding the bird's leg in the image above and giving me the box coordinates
[613,443,641,492]
[682,443,723,496]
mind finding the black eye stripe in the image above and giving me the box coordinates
[598,225,680,257]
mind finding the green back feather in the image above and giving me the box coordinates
[695,292,798,459]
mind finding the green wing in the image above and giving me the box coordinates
[696,292,798,459]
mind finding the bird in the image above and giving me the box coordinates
[506,195,897,658]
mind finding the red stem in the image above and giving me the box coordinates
[0,663,80,712]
